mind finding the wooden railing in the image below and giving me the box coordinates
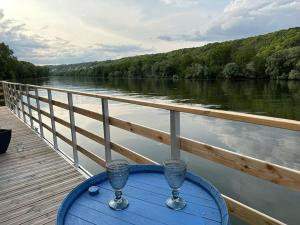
[2,81,300,225]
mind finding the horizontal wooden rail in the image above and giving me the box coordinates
[27,93,102,121]
[23,102,154,164]
[25,111,107,167]
[74,106,103,121]
[23,99,300,192]
[110,117,170,145]
[109,116,300,192]
[223,196,285,225]
[49,127,106,167]
[10,81,300,132]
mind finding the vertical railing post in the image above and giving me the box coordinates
[1,82,4,106]
[10,83,16,114]
[6,83,11,109]
[26,85,34,129]
[48,89,58,150]
[2,82,7,107]
[170,110,180,160]
[4,83,9,107]
[101,98,112,162]
[67,92,79,167]
[9,83,14,111]
[6,83,10,108]
[19,85,26,123]
[14,84,20,118]
[35,88,44,138]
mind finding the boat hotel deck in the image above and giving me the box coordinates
[0,81,300,225]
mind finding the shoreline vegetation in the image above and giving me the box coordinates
[0,43,49,80]
[49,27,300,80]
[1,27,300,81]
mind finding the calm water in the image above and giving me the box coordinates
[17,76,300,225]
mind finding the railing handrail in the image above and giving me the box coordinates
[20,92,300,192]
[1,80,295,225]
[3,81,300,132]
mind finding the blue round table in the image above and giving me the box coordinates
[57,165,230,225]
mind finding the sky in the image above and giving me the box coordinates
[0,0,299,65]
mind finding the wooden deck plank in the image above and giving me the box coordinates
[0,106,85,225]
[0,155,68,176]
[0,170,81,201]
[0,162,74,184]
[0,191,69,224]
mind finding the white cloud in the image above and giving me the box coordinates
[160,0,200,6]
[0,0,299,64]
[159,0,300,42]
[0,7,152,64]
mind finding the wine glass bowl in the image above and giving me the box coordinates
[163,160,187,210]
[106,159,129,210]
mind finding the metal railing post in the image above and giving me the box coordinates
[170,110,180,160]
[101,98,112,162]
[4,83,9,107]
[9,83,16,114]
[67,92,79,167]
[1,82,4,106]
[2,82,7,107]
[48,89,58,150]
[6,83,10,109]
[19,85,26,123]
[14,84,20,118]
[26,85,34,129]
[35,88,44,138]
[6,83,12,109]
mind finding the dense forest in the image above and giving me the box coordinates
[50,27,300,80]
[0,42,49,80]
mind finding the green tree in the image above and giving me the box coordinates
[0,43,16,79]
[48,27,300,80]
[266,46,300,79]
[288,70,300,80]
[244,61,256,78]
[223,62,240,79]
[0,42,49,79]
[186,63,209,79]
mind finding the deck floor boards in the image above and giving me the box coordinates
[0,107,85,225]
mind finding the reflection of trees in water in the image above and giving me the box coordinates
[102,78,300,120]
[42,76,300,120]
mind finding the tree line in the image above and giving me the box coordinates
[0,42,49,80]
[50,27,300,80]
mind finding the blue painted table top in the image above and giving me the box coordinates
[57,165,230,225]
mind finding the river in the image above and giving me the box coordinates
[17,76,300,225]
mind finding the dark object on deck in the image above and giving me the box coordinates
[0,129,12,154]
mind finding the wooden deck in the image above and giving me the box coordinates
[0,107,85,225]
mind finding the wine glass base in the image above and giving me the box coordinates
[109,197,129,210]
[166,197,186,210]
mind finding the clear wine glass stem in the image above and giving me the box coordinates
[172,189,179,200]
[115,190,122,200]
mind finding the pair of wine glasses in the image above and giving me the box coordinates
[106,159,187,211]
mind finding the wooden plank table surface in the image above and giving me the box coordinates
[0,106,85,225]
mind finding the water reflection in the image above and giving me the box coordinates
[18,76,300,225]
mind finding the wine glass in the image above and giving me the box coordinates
[106,159,129,210]
[163,160,187,210]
